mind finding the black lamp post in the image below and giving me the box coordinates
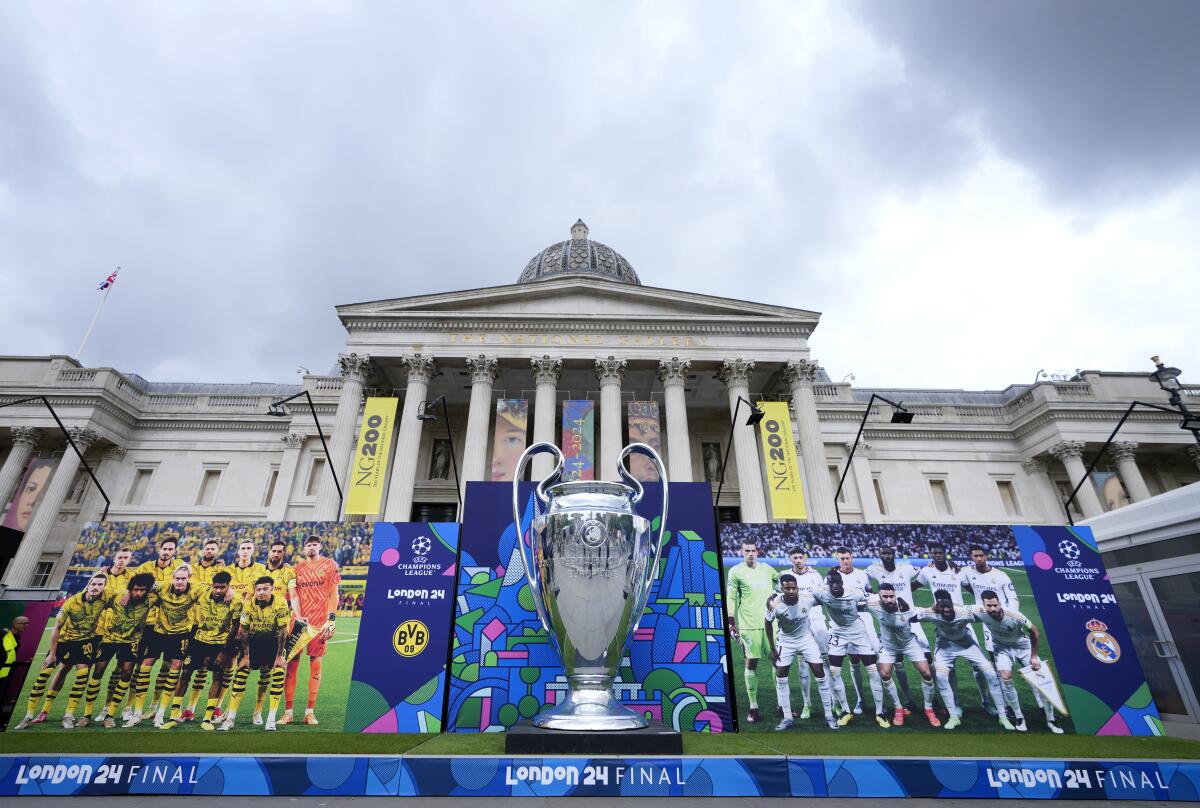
[834,393,913,524]
[1150,356,1200,440]
[416,395,463,520]
[0,396,111,520]
[712,396,766,519]
[1059,358,1200,525]
[267,390,342,514]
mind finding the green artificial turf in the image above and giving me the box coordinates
[3,729,1195,760]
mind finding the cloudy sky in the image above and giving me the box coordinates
[2,1,1197,391]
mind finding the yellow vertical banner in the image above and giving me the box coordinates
[346,397,398,515]
[757,401,807,520]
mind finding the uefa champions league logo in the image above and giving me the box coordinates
[411,535,432,562]
[1058,539,1081,561]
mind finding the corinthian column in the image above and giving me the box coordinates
[657,357,693,482]
[0,427,41,518]
[3,427,99,589]
[313,353,371,520]
[783,359,836,522]
[595,356,627,481]
[1109,442,1151,503]
[1049,440,1103,519]
[718,359,768,522]
[462,355,499,499]
[384,355,438,521]
[530,356,562,480]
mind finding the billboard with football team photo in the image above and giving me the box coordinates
[8,521,373,734]
[720,522,1161,737]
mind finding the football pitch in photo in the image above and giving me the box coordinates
[729,566,1068,734]
[10,616,361,735]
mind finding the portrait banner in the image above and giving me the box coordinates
[756,401,806,520]
[490,400,529,482]
[346,397,398,515]
[626,401,662,481]
[345,523,458,733]
[2,457,58,532]
[560,400,595,481]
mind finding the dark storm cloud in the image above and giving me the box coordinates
[853,0,1200,201]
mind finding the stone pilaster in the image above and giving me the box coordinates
[1021,457,1065,522]
[268,433,305,520]
[1108,441,1151,503]
[3,427,99,588]
[1188,445,1200,474]
[595,356,627,481]
[783,359,836,522]
[717,359,767,522]
[313,353,371,520]
[1049,440,1103,519]
[657,357,693,482]
[384,355,439,521]
[530,356,562,480]
[461,355,499,498]
[844,439,882,523]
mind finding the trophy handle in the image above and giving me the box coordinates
[512,442,563,635]
[617,443,669,632]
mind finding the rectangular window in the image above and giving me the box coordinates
[31,560,55,588]
[306,458,326,497]
[196,468,223,506]
[929,478,953,515]
[996,479,1021,517]
[829,465,846,503]
[263,466,280,507]
[126,467,154,506]
[872,474,888,515]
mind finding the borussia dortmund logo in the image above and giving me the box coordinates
[393,619,429,657]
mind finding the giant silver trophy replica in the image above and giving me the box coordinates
[513,442,668,731]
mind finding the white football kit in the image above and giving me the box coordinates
[766,592,824,667]
[866,561,929,651]
[971,607,1035,672]
[834,566,881,648]
[864,597,927,665]
[959,566,1018,651]
[787,567,830,653]
[916,563,964,605]
[917,606,995,674]
[817,587,879,656]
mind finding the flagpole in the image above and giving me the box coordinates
[76,272,116,360]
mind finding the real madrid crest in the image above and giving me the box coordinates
[1085,618,1120,664]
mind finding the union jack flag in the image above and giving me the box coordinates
[97,269,119,290]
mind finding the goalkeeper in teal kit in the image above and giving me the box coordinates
[726,538,779,723]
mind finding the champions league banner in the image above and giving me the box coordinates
[3,755,1199,799]
[447,481,731,732]
[344,523,458,733]
[720,522,1162,736]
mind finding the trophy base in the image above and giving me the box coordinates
[531,686,648,731]
[505,721,683,755]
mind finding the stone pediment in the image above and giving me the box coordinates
[337,277,820,326]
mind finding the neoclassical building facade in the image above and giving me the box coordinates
[2,222,1199,593]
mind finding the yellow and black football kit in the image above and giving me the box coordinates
[264,561,297,604]
[188,596,242,669]
[143,583,209,661]
[241,595,290,668]
[227,561,268,604]
[97,594,156,664]
[190,559,225,588]
[54,590,111,667]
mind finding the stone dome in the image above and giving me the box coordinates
[518,220,640,285]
